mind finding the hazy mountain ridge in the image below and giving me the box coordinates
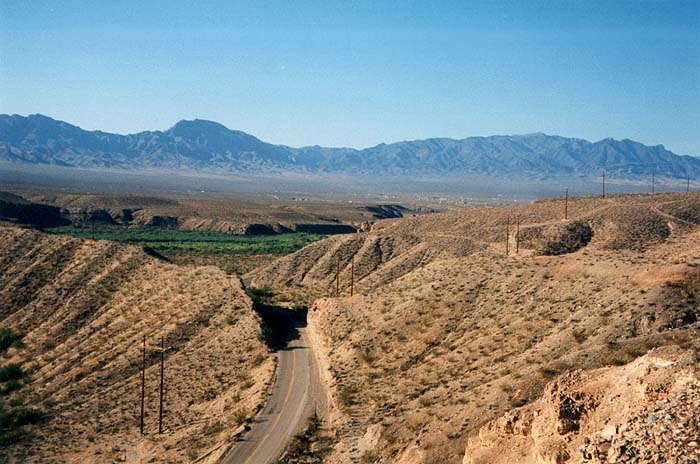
[1,114,698,178]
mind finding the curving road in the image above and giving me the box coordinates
[221,321,325,464]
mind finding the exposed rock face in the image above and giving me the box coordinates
[0,192,69,227]
[363,204,410,220]
[463,347,700,464]
[520,221,594,255]
[112,208,135,224]
[144,214,179,228]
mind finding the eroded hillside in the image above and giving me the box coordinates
[464,346,700,464]
[248,192,700,463]
[0,227,273,463]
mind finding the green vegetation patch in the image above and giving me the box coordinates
[45,227,327,255]
[245,286,275,305]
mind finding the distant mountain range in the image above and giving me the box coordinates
[1,114,698,179]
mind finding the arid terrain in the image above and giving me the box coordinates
[0,191,698,464]
[10,190,440,234]
[249,192,700,463]
[0,227,274,463]
[0,189,438,274]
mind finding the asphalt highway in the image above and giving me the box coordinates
[221,323,324,464]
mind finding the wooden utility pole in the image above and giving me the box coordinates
[564,189,568,220]
[515,215,520,254]
[335,256,340,297]
[505,218,510,256]
[140,335,146,435]
[652,168,655,194]
[159,336,165,434]
[602,171,606,198]
[350,255,354,297]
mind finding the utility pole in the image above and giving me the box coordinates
[565,189,568,220]
[602,171,606,198]
[140,335,146,435]
[335,256,340,297]
[159,336,164,434]
[515,215,520,255]
[652,168,655,194]
[505,218,510,256]
[688,174,691,193]
[350,255,354,297]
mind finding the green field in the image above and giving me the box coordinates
[45,227,328,255]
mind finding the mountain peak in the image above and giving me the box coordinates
[169,119,230,133]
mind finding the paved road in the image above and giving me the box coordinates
[221,324,325,464]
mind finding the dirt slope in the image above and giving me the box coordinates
[248,192,700,463]
[0,227,273,463]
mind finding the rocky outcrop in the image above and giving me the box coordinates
[463,347,700,464]
[0,192,69,228]
[519,221,594,256]
[144,215,179,228]
[363,204,410,220]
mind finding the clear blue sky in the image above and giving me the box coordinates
[1,0,699,155]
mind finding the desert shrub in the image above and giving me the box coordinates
[0,328,23,352]
[285,412,328,460]
[538,366,559,378]
[257,326,274,346]
[361,450,381,463]
[232,408,248,426]
[202,420,223,436]
[0,406,46,446]
[6,408,44,426]
[1,380,21,395]
[572,329,588,343]
[358,346,376,365]
[0,364,24,382]
[246,287,274,305]
[337,385,358,407]
[0,430,22,446]
[287,431,309,456]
